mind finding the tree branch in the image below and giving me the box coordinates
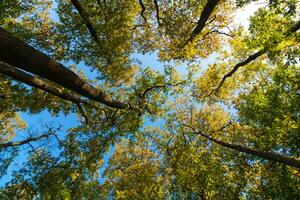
[208,20,300,96]
[182,122,300,168]
[141,81,186,99]
[207,49,265,96]
[0,27,128,109]
[70,0,100,45]
[138,0,147,23]
[210,29,235,37]
[0,61,88,106]
[196,130,300,169]
[153,0,162,26]
[0,132,55,149]
[188,0,221,43]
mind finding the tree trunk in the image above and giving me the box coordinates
[0,61,87,105]
[198,132,300,169]
[0,27,127,109]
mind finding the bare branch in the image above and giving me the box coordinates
[207,49,265,97]
[183,122,300,168]
[181,122,300,168]
[139,0,147,23]
[208,20,300,96]
[211,29,235,37]
[0,132,54,149]
[141,81,186,99]
[153,0,162,26]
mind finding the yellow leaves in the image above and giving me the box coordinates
[14,113,27,129]
[0,112,27,143]
[104,64,138,87]
[104,137,163,199]
[196,63,233,99]
[70,171,79,181]
[195,52,268,101]
[195,104,230,132]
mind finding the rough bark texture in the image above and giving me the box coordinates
[0,27,127,109]
[0,61,88,105]
[198,132,300,169]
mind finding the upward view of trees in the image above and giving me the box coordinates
[0,0,299,199]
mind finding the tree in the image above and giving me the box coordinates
[0,0,300,199]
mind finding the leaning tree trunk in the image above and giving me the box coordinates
[198,131,300,169]
[0,27,127,109]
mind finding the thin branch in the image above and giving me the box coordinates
[208,20,300,96]
[207,49,265,96]
[0,132,54,149]
[28,142,36,152]
[210,29,235,37]
[153,0,162,26]
[182,123,300,168]
[139,0,147,23]
[141,81,186,99]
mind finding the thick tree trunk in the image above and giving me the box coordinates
[0,27,127,109]
[0,61,88,105]
[198,132,300,169]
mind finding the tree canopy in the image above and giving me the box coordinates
[0,0,300,199]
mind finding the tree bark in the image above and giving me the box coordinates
[188,0,221,43]
[0,61,87,106]
[0,27,127,109]
[198,131,300,169]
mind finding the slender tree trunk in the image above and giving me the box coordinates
[0,27,127,109]
[0,61,87,105]
[198,132,300,169]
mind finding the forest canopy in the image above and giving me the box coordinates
[0,0,300,199]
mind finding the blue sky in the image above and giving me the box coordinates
[0,0,263,186]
